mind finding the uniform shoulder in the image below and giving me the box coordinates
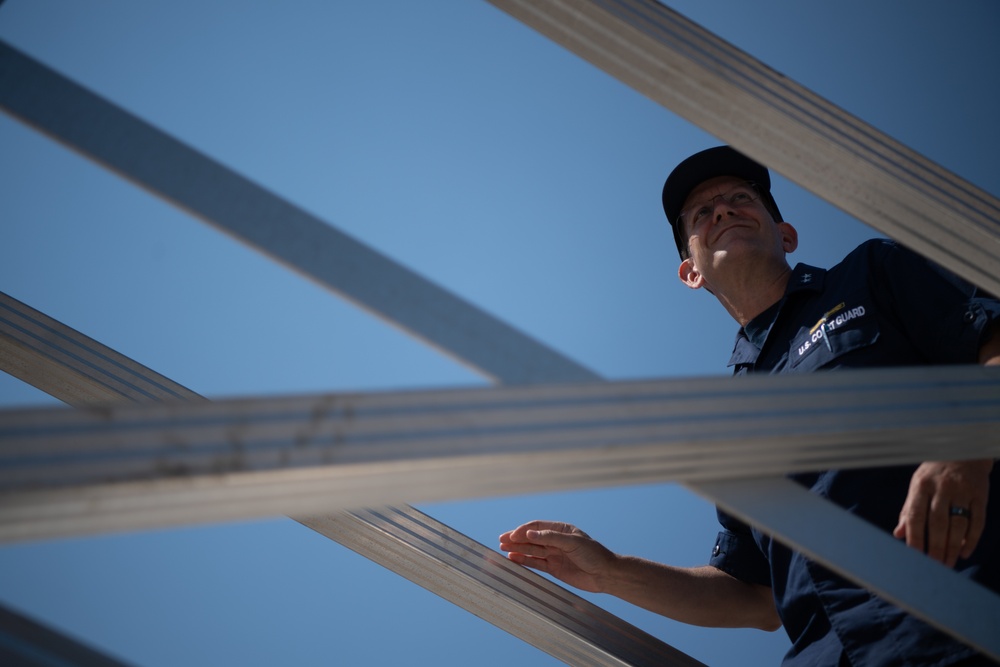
[828,238,897,273]
[850,237,898,258]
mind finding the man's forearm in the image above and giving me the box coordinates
[598,556,781,631]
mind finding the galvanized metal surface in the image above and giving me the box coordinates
[0,292,202,407]
[298,506,707,667]
[697,476,1000,660]
[3,1,1000,660]
[486,0,1000,296]
[3,365,999,514]
[0,40,591,389]
[2,292,999,660]
[0,290,701,666]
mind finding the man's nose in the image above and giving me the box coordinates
[712,197,736,221]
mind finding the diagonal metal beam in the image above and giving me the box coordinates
[486,0,1000,295]
[298,506,707,667]
[695,476,1000,664]
[3,366,1000,528]
[0,292,202,408]
[3,305,1000,661]
[0,603,136,667]
[0,291,701,666]
[0,41,590,388]
[2,19,998,659]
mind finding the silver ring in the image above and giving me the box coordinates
[949,506,972,519]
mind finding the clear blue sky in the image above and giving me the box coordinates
[1,2,997,666]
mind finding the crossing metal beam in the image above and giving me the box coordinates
[3,366,1000,531]
[3,293,999,659]
[487,0,1000,295]
[0,291,700,667]
[0,292,202,408]
[298,506,707,667]
[3,0,1000,658]
[0,41,590,388]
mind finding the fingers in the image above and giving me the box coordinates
[498,520,587,566]
[927,496,967,567]
[897,496,978,567]
[893,488,926,553]
[896,461,992,567]
[504,550,556,575]
[498,537,553,559]
[499,521,573,576]
[961,503,987,560]
[501,520,581,545]
[925,494,954,565]
[503,520,566,539]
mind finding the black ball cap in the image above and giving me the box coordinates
[662,146,775,259]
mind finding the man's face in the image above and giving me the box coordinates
[679,175,792,275]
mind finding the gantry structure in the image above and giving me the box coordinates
[1,1,999,665]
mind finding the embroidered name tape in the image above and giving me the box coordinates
[797,303,867,358]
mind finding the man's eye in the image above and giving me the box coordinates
[692,207,711,222]
[730,192,752,204]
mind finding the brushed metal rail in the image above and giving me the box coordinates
[486,0,1000,295]
[3,366,999,512]
[0,292,202,408]
[298,506,707,667]
[3,6,1000,658]
[697,476,1000,665]
[0,42,591,388]
[0,291,700,666]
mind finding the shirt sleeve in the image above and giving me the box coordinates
[709,509,772,588]
[871,240,1000,364]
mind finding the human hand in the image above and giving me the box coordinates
[893,459,993,567]
[499,520,616,593]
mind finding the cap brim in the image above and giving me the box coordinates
[661,146,772,259]
[661,146,771,225]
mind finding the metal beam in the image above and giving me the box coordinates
[696,476,1000,663]
[0,291,700,666]
[298,506,707,667]
[0,603,136,667]
[486,0,1000,296]
[3,22,998,659]
[3,366,999,530]
[0,41,590,388]
[0,292,201,407]
[2,298,999,659]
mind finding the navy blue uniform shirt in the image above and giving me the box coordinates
[707,239,1000,667]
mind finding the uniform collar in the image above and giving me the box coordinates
[726,263,826,369]
[787,263,826,294]
[728,330,759,369]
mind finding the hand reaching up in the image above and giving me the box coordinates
[499,520,616,593]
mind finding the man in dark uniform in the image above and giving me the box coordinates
[500,147,1000,666]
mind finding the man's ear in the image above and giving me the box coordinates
[778,221,799,253]
[678,257,704,290]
